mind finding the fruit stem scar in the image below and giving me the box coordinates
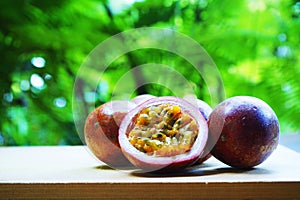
[94,121,100,127]
[221,135,227,142]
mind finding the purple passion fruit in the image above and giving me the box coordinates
[131,94,156,105]
[84,100,136,168]
[196,99,213,121]
[194,99,213,165]
[119,96,208,172]
[183,95,213,164]
[208,96,279,169]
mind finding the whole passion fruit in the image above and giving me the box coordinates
[196,99,213,121]
[119,96,208,172]
[208,96,280,169]
[84,100,136,169]
[184,95,213,165]
[194,99,213,165]
[132,94,156,105]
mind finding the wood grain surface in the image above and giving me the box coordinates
[0,145,299,199]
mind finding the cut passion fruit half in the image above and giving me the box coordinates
[119,96,208,172]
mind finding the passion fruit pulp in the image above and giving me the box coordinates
[119,96,208,172]
[84,100,136,169]
[208,96,280,169]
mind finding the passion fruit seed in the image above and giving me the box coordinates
[128,103,198,157]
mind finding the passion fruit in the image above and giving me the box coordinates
[194,99,213,165]
[184,95,213,165]
[196,99,213,121]
[208,96,280,169]
[118,96,208,172]
[84,100,136,169]
[132,94,156,105]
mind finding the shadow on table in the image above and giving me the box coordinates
[94,165,114,170]
[92,161,273,177]
[94,164,136,170]
[130,163,273,178]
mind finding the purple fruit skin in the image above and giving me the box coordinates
[208,96,280,169]
[84,101,135,168]
[194,99,213,164]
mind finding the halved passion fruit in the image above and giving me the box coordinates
[119,96,208,172]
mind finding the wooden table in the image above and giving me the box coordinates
[0,145,300,199]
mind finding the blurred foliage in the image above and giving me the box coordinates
[0,0,300,146]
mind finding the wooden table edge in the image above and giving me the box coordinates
[1,181,300,199]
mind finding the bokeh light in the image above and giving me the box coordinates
[3,92,13,103]
[31,57,46,68]
[54,97,67,108]
[30,73,45,89]
[20,80,30,91]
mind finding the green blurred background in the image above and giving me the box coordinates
[1,0,300,146]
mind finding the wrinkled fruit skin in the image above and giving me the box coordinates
[208,96,279,169]
[84,100,136,169]
[119,96,208,173]
[194,99,213,165]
